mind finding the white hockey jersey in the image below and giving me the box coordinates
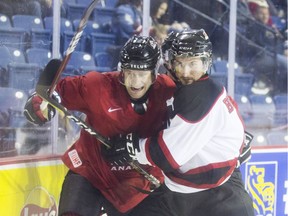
[136,75,245,193]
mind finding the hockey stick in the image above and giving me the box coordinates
[35,0,161,189]
[36,72,161,189]
[48,0,100,97]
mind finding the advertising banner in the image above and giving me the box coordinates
[241,148,288,216]
[0,159,67,216]
[0,148,287,216]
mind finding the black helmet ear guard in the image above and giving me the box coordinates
[119,35,161,83]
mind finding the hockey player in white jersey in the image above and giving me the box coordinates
[103,29,255,216]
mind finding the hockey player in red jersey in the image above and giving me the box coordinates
[23,35,175,215]
[105,29,255,216]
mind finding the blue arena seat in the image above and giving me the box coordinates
[44,17,73,32]
[76,0,99,5]
[0,46,26,66]
[235,73,254,96]
[12,15,44,29]
[212,59,240,74]
[73,19,103,34]
[0,46,27,87]
[7,62,40,94]
[273,94,287,110]
[62,31,87,54]
[63,0,77,4]
[94,51,113,72]
[272,94,288,126]
[29,29,51,49]
[0,87,27,112]
[73,19,104,53]
[67,51,97,74]
[0,87,28,157]
[90,32,116,56]
[0,46,13,86]
[0,46,13,69]
[210,73,227,88]
[12,15,51,49]
[6,47,26,64]
[66,3,87,21]
[212,59,228,73]
[44,17,82,54]
[26,48,52,68]
[62,65,78,78]
[93,7,115,25]
[104,0,118,7]
[0,28,27,51]
[0,14,12,28]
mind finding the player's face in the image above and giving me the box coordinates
[173,56,208,85]
[123,69,153,99]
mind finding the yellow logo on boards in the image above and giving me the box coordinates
[247,165,275,216]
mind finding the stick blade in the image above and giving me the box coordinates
[37,59,62,87]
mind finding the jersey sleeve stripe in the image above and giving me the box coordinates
[166,158,237,189]
[148,132,179,172]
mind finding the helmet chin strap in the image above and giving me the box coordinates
[130,88,150,115]
[131,101,148,115]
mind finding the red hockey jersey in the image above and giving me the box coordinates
[56,71,175,212]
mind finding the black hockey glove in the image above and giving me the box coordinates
[102,133,140,166]
[23,92,60,126]
[237,131,253,167]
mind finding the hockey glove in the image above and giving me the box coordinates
[237,131,253,167]
[102,133,140,166]
[23,92,60,126]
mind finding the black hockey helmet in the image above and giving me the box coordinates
[169,29,212,67]
[170,29,212,58]
[119,35,160,79]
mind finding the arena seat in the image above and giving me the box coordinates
[26,48,52,68]
[90,32,116,56]
[12,15,51,49]
[7,62,40,94]
[0,13,12,28]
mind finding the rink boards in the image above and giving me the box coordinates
[0,157,67,216]
[240,147,288,216]
[0,148,287,216]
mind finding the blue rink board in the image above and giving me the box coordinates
[240,147,288,216]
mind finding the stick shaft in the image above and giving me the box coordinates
[37,0,161,189]
[48,0,100,97]
[37,85,161,189]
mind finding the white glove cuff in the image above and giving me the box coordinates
[136,138,152,165]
